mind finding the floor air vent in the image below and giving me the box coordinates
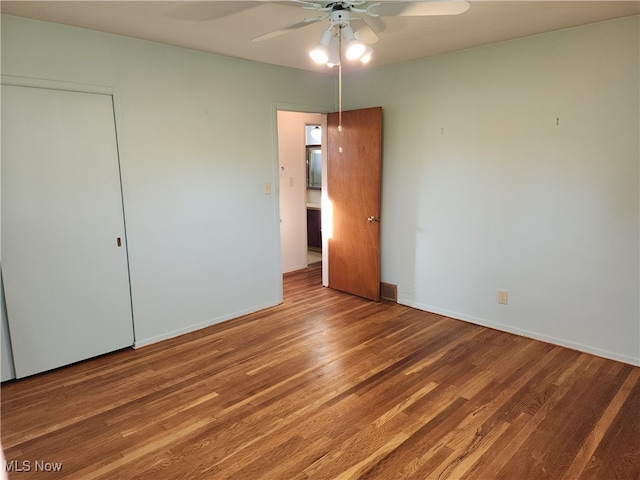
[380,282,398,302]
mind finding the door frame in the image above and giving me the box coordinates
[272,102,333,298]
[2,74,135,339]
[1,76,135,378]
[272,103,386,298]
[1,78,135,377]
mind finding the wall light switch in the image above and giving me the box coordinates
[264,182,271,195]
[498,290,508,305]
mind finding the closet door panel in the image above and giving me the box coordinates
[1,85,134,378]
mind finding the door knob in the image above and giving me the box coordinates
[367,216,380,223]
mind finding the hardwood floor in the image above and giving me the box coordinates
[2,265,639,479]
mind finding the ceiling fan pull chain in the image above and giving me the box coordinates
[338,27,344,153]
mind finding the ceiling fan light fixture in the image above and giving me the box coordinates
[309,28,332,64]
[341,25,366,60]
[345,38,366,60]
[360,45,374,64]
[326,35,341,67]
[310,45,329,64]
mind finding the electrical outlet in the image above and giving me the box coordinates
[498,290,508,305]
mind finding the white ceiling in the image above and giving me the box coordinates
[1,1,638,74]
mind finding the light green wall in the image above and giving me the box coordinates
[1,15,334,347]
[343,15,639,364]
[2,13,638,367]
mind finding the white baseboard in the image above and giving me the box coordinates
[400,300,640,367]
[132,300,281,349]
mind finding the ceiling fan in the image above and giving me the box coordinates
[251,0,470,66]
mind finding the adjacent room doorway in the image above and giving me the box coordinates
[278,106,382,301]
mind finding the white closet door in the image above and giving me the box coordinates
[1,85,134,378]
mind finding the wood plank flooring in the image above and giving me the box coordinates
[2,265,639,479]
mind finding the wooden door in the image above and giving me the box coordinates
[327,107,382,300]
[1,85,134,378]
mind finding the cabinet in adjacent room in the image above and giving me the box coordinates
[307,207,322,250]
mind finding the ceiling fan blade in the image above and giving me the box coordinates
[254,0,327,8]
[354,18,380,44]
[282,0,325,7]
[370,0,470,17]
[359,14,387,34]
[252,15,327,42]
[168,1,259,22]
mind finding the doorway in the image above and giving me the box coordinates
[305,125,323,267]
[277,111,327,281]
[276,107,383,300]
